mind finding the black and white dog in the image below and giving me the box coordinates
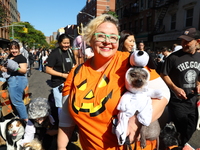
[0,118,26,150]
[159,122,182,150]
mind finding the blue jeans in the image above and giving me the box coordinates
[0,77,6,82]
[38,59,43,71]
[53,83,64,108]
[7,76,28,119]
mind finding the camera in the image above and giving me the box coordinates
[58,85,63,93]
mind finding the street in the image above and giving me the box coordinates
[28,65,52,100]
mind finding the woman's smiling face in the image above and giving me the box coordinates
[10,45,20,56]
[124,35,135,52]
[90,22,119,60]
[59,38,70,51]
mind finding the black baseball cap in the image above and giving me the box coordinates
[179,28,200,41]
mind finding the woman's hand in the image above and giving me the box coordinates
[127,115,142,143]
[61,73,68,79]
[0,66,7,72]
[46,66,68,79]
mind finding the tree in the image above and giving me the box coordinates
[49,40,57,49]
[102,10,118,18]
[9,22,48,48]
[0,4,7,26]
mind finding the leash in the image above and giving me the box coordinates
[167,145,179,150]
[197,97,200,130]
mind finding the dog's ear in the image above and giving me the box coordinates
[20,119,27,128]
[5,120,14,145]
[14,118,26,128]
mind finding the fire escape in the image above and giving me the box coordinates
[152,0,179,34]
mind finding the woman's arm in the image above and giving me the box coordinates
[151,97,168,122]
[127,77,170,143]
[18,63,27,74]
[57,126,75,150]
[45,66,68,79]
[149,77,170,121]
[57,95,76,150]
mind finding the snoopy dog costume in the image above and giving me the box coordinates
[115,50,163,145]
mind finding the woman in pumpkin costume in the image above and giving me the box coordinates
[57,14,170,150]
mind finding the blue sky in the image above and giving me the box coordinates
[17,0,86,37]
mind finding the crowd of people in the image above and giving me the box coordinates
[0,14,200,150]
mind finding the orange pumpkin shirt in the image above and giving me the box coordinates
[63,51,159,150]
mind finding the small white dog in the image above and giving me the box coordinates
[0,118,26,150]
[115,50,163,146]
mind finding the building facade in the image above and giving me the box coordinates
[77,0,116,28]
[116,0,200,50]
[10,0,20,23]
[153,0,200,49]
[0,0,20,48]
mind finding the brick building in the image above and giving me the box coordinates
[116,0,200,50]
[0,0,20,48]
[77,0,116,27]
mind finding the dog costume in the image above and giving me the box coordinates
[0,118,25,150]
[115,50,163,145]
[19,97,55,147]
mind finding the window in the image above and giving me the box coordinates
[147,0,153,8]
[116,10,119,18]
[129,22,133,31]
[106,6,110,11]
[120,8,123,18]
[147,16,152,31]
[135,20,138,33]
[130,2,138,14]
[124,24,126,30]
[140,19,143,32]
[171,13,176,30]
[185,8,193,27]
[141,0,144,8]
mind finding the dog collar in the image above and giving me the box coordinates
[167,145,179,150]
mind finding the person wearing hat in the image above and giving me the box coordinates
[160,28,200,147]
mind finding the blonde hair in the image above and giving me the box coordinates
[83,14,119,46]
